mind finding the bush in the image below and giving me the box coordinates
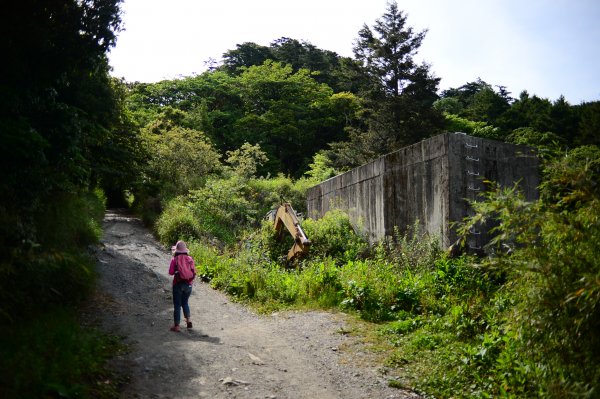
[0,189,105,325]
[140,121,222,199]
[301,209,368,262]
[156,177,254,246]
[455,146,600,396]
[507,127,565,160]
[153,142,600,397]
[338,259,415,321]
[155,197,206,245]
[0,188,120,398]
[247,174,312,215]
[155,174,315,249]
[240,208,368,266]
[195,210,452,323]
[0,251,97,326]
[35,190,106,250]
[192,209,369,311]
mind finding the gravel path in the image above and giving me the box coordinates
[92,209,419,399]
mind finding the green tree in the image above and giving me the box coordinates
[353,1,429,97]
[234,61,359,175]
[125,72,244,153]
[269,37,348,91]
[441,81,586,148]
[501,90,554,134]
[221,42,274,75]
[577,101,600,146]
[304,152,338,182]
[433,97,463,114]
[506,127,565,160]
[464,86,510,126]
[500,90,586,147]
[92,78,145,206]
[440,78,512,129]
[549,95,579,143]
[442,113,490,134]
[221,38,367,94]
[123,63,360,177]
[140,109,222,199]
[225,142,269,179]
[330,1,443,167]
[0,0,123,250]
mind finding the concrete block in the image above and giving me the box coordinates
[306,133,539,249]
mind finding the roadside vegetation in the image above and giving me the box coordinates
[0,2,129,398]
[2,1,599,398]
[0,190,127,398]
[152,144,600,398]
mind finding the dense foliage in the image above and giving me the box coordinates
[125,62,360,178]
[0,309,125,398]
[0,0,130,314]
[435,79,597,148]
[3,0,599,398]
[155,174,312,247]
[0,1,131,398]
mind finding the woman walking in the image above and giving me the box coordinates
[168,240,196,332]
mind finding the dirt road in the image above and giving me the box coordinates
[93,210,417,399]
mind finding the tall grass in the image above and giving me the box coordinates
[191,211,446,322]
[185,202,555,397]
[159,177,505,397]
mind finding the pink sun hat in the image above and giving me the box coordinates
[172,240,189,254]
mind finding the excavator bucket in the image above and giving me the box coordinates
[271,203,311,262]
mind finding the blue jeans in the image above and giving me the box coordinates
[172,282,192,325]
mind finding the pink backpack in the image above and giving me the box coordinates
[175,255,195,280]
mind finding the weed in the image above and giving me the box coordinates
[388,379,406,389]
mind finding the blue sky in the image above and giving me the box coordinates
[108,0,600,104]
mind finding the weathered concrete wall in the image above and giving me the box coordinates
[306,133,539,248]
[306,157,386,242]
[446,133,539,249]
[382,133,450,244]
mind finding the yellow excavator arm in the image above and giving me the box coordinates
[271,203,311,261]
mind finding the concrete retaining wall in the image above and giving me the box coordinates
[306,133,539,248]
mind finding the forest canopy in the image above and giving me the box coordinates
[121,1,597,187]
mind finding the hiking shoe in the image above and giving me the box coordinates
[186,321,193,329]
[170,325,181,332]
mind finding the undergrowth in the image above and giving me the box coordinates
[0,309,126,399]
[156,146,600,398]
[155,175,311,246]
[0,189,126,398]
